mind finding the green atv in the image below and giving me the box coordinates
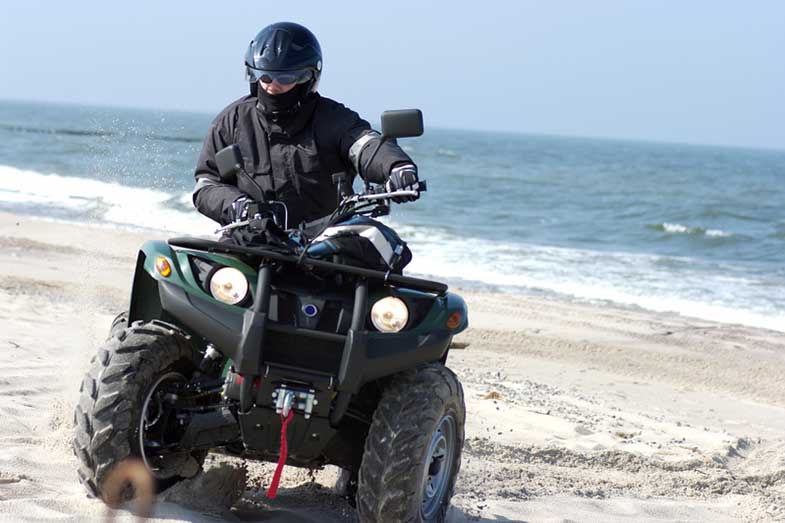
[73,109,468,522]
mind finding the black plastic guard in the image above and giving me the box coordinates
[128,251,162,323]
[337,329,452,394]
[237,309,267,376]
[238,408,337,462]
[158,281,452,395]
[336,330,366,393]
[158,281,242,360]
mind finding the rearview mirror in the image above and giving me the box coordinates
[215,144,244,183]
[381,109,424,139]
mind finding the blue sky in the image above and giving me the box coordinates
[1,1,783,149]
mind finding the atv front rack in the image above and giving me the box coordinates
[167,237,448,295]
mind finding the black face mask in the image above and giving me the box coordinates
[256,83,311,116]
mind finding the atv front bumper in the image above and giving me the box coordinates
[128,238,468,428]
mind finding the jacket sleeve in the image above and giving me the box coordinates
[192,112,245,225]
[327,102,414,184]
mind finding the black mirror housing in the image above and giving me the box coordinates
[215,145,244,183]
[381,109,424,139]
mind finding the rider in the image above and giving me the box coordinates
[192,22,420,229]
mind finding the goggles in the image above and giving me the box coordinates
[245,66,313,86]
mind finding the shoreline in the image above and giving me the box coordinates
[3,210,782,336]
[1,211,784,521]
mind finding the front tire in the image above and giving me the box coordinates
[73,320,204,499]
[357,363,465,523]
[108,311,128,338]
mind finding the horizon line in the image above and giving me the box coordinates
[1,96,783,155]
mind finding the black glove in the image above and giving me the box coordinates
[385,163,420,203]
[229,196,251,222]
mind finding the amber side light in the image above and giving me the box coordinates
[446,311,462,330]
[155,256,172,277]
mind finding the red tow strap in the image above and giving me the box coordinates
[266,409,294,499]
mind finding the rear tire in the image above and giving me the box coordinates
[73,320,205,500]
[356,363,465,523]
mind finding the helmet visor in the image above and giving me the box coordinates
[245,66,313,86]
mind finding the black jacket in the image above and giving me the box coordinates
[193,93,413,227]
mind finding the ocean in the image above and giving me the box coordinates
[1,99,783,332]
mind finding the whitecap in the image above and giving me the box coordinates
[657,222,733,238]
[662,222,690,234]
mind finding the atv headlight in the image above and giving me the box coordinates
[370,297,409,333]
[209,267,249,305]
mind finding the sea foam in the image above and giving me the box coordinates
[0,164,214,234]
[1,164,782,333]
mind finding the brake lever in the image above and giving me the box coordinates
[358,189,419,201]
[337,180,425,208]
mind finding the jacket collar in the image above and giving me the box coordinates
[256,93,319,137]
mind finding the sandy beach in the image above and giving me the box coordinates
[1,211,784,522]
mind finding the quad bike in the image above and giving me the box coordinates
[73,109,468,522]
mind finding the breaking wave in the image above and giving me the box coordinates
[1,164,783,333]
[650,222,734,238]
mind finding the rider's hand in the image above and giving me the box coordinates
[385,163,420,203]
[230,196,251,222]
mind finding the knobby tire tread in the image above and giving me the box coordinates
[356,363,465,523]
[72,321,196,499]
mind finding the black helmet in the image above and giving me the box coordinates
[245,22,322,93]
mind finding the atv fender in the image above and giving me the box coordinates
[128,242,167,323]
[128,240,199,324]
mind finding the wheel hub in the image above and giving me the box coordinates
[421,414,456,519]
[139,372,191,479]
